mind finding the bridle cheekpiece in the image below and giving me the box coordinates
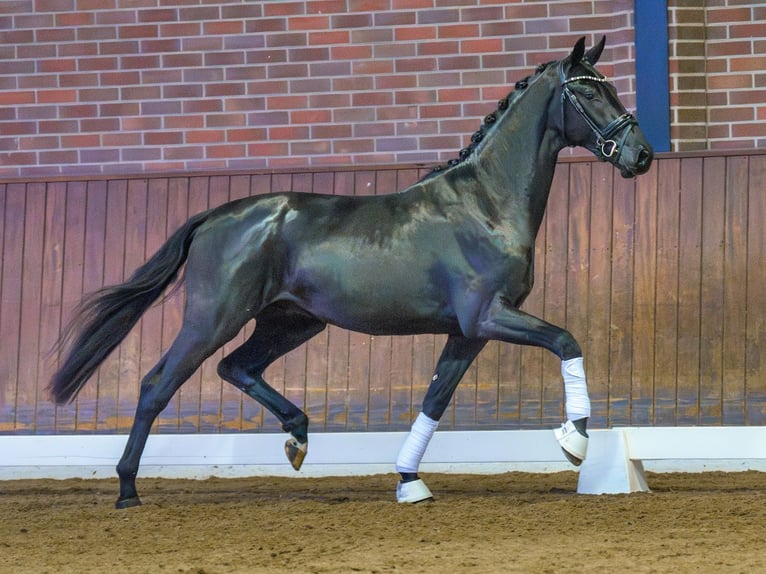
[557,60,638,162]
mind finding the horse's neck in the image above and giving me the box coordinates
[468,73,564,239]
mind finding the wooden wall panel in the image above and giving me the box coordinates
[1,153,765,436]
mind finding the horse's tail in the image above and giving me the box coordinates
[49,210,212,404]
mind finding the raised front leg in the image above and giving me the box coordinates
[395,335,486,503]
[474,296,590,465]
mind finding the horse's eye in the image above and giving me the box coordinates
[584,92,595,101]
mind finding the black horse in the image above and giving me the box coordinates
[50,37,653,507]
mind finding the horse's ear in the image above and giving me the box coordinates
[570,37,586,67]
[585,35,606,64]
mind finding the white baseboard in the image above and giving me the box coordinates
[1,428,764,482]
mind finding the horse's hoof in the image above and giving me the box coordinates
[285,437,307,471]
[396,478,434,504]
[554,420,588,466]
[115,496,142,509]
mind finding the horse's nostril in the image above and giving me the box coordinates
[637,148,651,170]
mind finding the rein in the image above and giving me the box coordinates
[558,61,638,161]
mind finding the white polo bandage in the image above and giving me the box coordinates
[395,412,439,473]
[562,357,590,420]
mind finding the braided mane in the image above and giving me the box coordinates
[420,61,556,181]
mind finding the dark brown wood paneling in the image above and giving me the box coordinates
[1,154,765,436]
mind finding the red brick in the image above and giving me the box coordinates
[331,13,372,28]
[348,0,389,10]
[309,30,349,45]
[101,132,141,147]
[291,109,332,124]
[394,58,437,73]
[204,20,244,35]
[37,89,78,104]
[138,8,177,23]
[37,0,75,11]
[418,41,460,56]
[267,32,308,48]
[186,130,226,144]
[19,135,58,150]
[460,38,503,54]
[119,24,159,39]
[291,77,332,92]
[61,134,101,148]
[394,26,438,42]
[165,114,203,129]
[708,74,752,90]
[351,28,392,43]
[287,15,328,32]
[221,3,263,19]
[177,6,219,21]
[248,142,290,156]
[330,45,372,60]
[40,150,78,164]
[264,2,305,16]
[227,128,268,141]
[267,95,308,110]
[100,40,140,55]
[332,76,373,91]
[160,22,200,36]
[730,57,766,72]
[164,146,204,160]
[395,90,437,105]
[271,125,311,139]
[145,131,183,145]
[0,91,35,105]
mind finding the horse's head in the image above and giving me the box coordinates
[557,36,653,178]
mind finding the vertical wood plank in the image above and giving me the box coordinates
[722,156,748,424]
[676,158,703,424]
[142,178,170,431]
[116,179,148,432]
[609,174,636,425]
[97,179,128,432]
[0,185,25,431]
[631,164,658,425]
[698,157,726,424]
[745,155,766,424]
[586,162,613,427]
[74,180,107,431]
[57,181,87,432]
[16,184,45,432]
[654,159,680,425]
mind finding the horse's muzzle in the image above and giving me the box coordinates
[619,144,653,178]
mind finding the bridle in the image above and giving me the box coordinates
[557,60,638,162]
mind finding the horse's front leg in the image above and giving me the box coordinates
[475,298,590,465]
[395,335,486,503]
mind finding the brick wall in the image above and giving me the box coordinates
[669,0,766,151]
[0,1,763,177]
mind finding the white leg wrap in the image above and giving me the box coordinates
[562,357,590,420]
[395,412,439,473]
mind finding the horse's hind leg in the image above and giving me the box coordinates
[116,322,241,509]
[217,305,326,470]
